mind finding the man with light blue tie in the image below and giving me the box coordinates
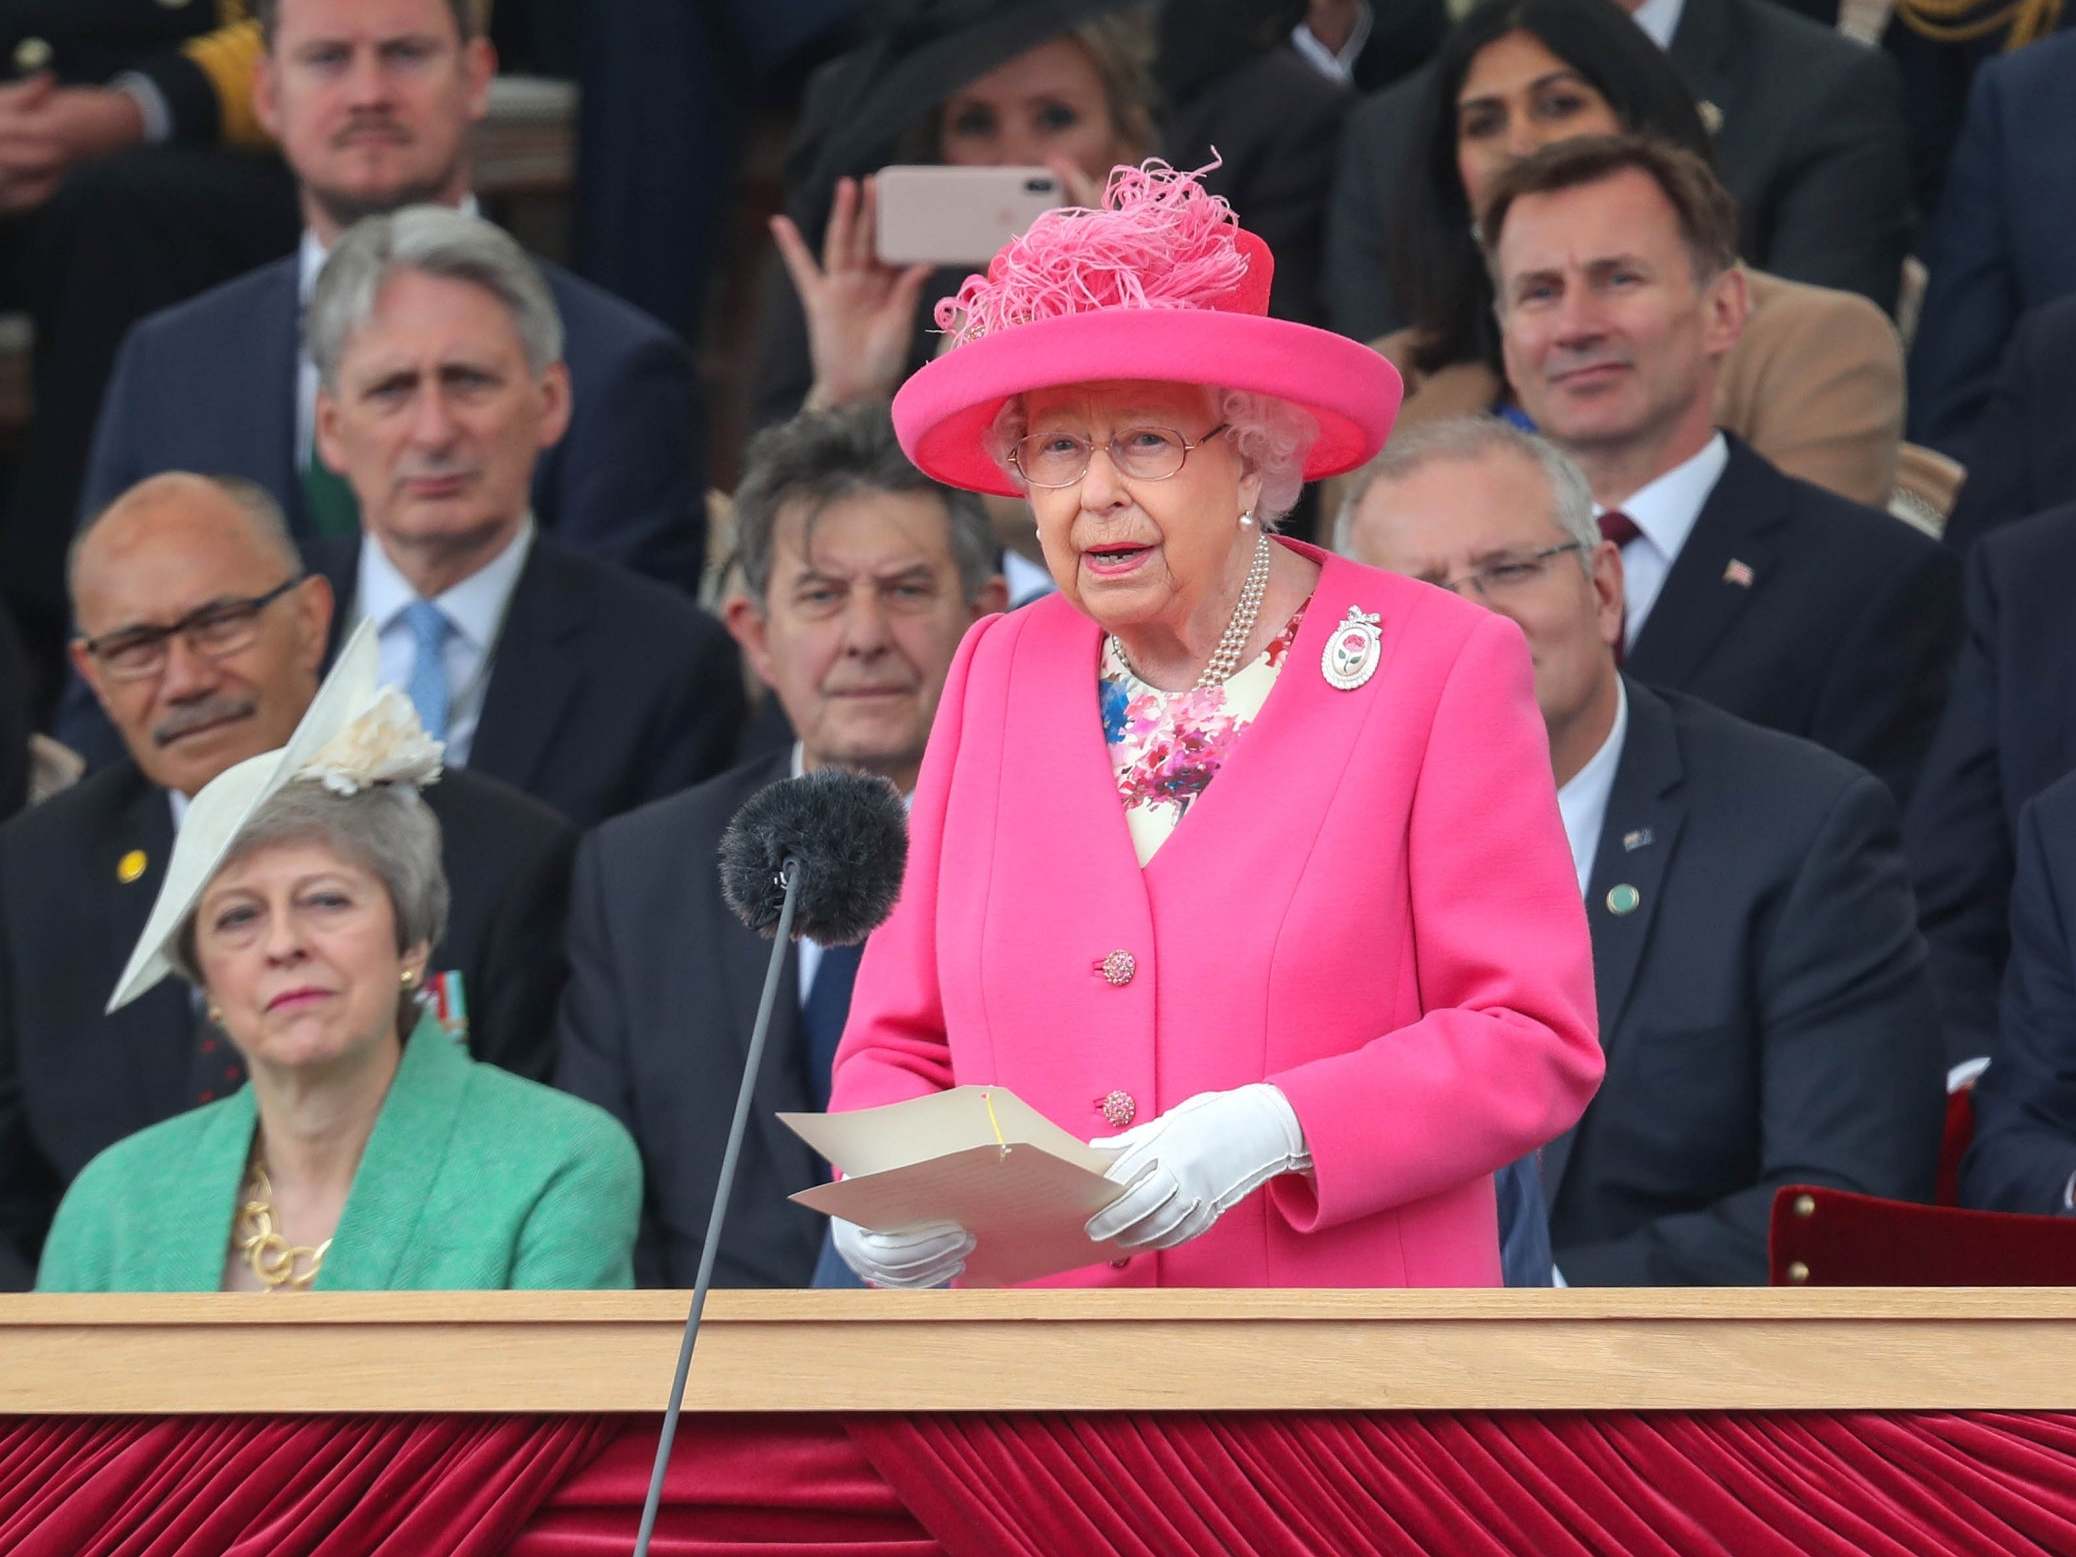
[554,404,1005,1289]
[303,205,744,829]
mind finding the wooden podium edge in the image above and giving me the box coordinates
[3,1289,2074,1415]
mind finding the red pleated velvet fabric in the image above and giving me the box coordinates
[7,1410,2076,1554]
[0,1414,614,1555]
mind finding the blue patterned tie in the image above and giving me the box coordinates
[403,600,452,742]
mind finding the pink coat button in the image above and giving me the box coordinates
[1100,1090,1136,1128]
[1099,950,1136,986]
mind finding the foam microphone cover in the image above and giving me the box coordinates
[718,769,909,945]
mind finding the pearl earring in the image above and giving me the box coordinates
[1239,510,1256,528]
[206,1004,223,1026]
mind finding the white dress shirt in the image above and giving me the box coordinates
[296,197,482,470]
[1291,2,1374,83]
[1555,679,1630,896]
[1600,431,1728,650]
[1629,0,1687,50]
[355,519,535,767]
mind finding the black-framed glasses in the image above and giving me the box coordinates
[1429,542,1586,601]
[1008,423,1229,489]
[81,577,305,682]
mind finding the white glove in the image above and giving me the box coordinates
[830,1217,974,1288]
[1084,1083,1313,1252]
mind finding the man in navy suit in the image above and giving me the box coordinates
[80,0,706,597]
[1963,773,2076,1215]
[555,405,1004,1288]
[1907,503,2076,1071]
[0,472,573,1287]
[1941,296,2076,556]
[1486,134,1959,808]
[295,206,742,830]
[1908,31,2076,466]
[1345,416,1943,1284]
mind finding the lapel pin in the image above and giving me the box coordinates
[1321,605,1383,691]
[1622,828,1654,852]
[1723,559,1755,589]
[1699,100,1724,137]
[117,849,148,885]
[1606,883,1642,916]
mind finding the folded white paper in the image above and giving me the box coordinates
[779,1086,1131,1287]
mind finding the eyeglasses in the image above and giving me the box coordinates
[1008,423,1229,489]
[81,577,305,682]
[1428,542,1586,601]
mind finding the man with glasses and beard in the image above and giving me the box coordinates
[0,471,574,1289]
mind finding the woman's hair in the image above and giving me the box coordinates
[900,8,1163,167]
[984,385,1320,525]
[1388,0,1714,377]
[171,781,450,987]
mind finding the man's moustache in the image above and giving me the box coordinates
[153,696,257,747]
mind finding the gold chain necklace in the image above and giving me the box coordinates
[234,1159,331,1291]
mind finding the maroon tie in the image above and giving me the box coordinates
[1597,510,1639,664]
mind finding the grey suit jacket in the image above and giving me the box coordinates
[554,752,828,1289]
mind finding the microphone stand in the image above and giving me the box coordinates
[633,856,800,1557]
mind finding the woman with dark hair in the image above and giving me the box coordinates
[1368,0,1905,508]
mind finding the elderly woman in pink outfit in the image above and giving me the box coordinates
[826,162,1602,1290]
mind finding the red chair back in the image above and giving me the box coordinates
[1935,1084,1977,1207]
[1769,1185,2076,1285]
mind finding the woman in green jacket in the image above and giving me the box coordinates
[38,624,638,1293]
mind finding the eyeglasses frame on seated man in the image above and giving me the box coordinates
[1417,540,1587,601]
[79,576,307,682]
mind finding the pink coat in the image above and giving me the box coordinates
[829,542,1602,1287]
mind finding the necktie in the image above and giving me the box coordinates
[1597,510,1641,665]
[801,940,865,1113]
[1597,509,1641,549]
[403,600,453,742]
[302,448,360,538]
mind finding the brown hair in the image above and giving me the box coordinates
[1479,132,1740,289]
[255,0,483,46]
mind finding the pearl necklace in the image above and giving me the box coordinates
[1110,528,1274,691]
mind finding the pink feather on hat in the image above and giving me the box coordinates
[890,156,1402,498]
[934,159,1265,347]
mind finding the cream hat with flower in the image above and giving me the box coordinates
[106,621,444,1013]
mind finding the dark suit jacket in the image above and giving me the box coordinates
[1907,32,2076,463]
[1322,0,1912,341]
[556,751,829,1289]
[1905,504,2076,1068]
[81,253,708,594]
[0,601,26,820]
[0,758,575,1288]
[1622,435,1960,810]
[306,534,745,830]
[1548,680,1943,1284]
[1962,772,2076,1214]
[1942,296,2076,555]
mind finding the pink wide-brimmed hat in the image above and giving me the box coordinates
[891,160,1403,498]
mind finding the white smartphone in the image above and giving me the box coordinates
[874,165,1064,267]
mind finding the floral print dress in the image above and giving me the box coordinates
[1100,599,1311,866]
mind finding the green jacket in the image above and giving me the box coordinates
[37,1013,640,1292]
